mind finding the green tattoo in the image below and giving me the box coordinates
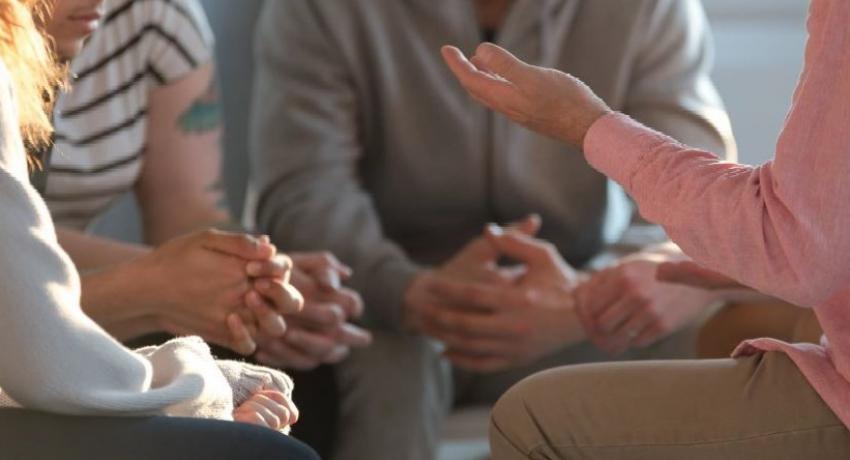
[178,78,222,133]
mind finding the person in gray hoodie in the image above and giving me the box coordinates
[250,0,735,458]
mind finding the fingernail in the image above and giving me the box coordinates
[487,223,503,236]
[327,272,341,291]
[247,261,263,276]
[259,235,271,244]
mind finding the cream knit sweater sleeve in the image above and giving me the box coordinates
[0,60,234,419]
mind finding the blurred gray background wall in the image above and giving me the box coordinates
[91,0,809,241]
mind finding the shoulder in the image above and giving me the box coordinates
[94,0,213,52]
[74,0,214,84]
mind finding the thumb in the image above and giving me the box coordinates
[473,43,527,81]
[485,225,560,271]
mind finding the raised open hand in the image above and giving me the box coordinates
[441,43,611,148]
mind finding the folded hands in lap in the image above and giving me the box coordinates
[404,216,585,373]
[251,252,373,371]
[404,215,727,372]
[575,252,722,356]
[118,229,302,355]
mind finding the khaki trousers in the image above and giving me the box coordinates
[491,352,850,459]
[330,321,704,460]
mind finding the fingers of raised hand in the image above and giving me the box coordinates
[441,45,519,110]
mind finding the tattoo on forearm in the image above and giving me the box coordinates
[178,77,222,133]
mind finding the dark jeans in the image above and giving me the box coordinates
[0,409,320,460]
[127,333,339,458]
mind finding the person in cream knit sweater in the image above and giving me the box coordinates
[0,1,317,458]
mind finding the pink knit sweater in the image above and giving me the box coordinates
[584,0,850,428]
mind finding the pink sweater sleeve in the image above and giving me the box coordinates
[584,0,850,310]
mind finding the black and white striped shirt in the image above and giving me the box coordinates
[45,0,213,230]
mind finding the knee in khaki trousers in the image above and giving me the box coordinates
[490,352,850,460]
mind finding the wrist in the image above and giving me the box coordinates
[402,270,433,333]
[80,256,161,340]
[576,108,612,147]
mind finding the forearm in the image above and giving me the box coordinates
[80,262,161,341]
[57,226,149,271]
[140,61,234,246]
[59,228,163,340]
[0,171,230,417]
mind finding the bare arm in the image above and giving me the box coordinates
[57,226,148,271]
[137,61,230,245]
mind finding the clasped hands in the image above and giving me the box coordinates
[404,216,584,373]
[404,217,724,372]
[126,229,371,367]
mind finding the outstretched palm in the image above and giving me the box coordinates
[441,43,611,147]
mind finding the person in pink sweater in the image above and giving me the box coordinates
[441,0,850,457]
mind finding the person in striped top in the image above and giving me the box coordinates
[43,0,371,368]
[0,0,319,458]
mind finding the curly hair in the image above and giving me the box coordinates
[0,0,61,152]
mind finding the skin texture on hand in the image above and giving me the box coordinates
[402,216,541,333]
[575,253,721,355]
[405,218,586,373]
[232,389,299,432]
[441,43,611,148]
[124,229,303,355]
[252,252,373,371]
